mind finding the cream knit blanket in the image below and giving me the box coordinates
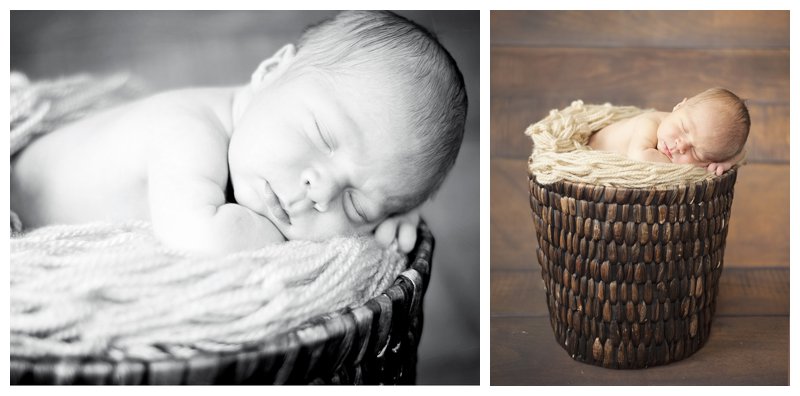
[526,100,734,188]
[10,73,406,361]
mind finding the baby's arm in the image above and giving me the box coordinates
[626,114,671,164]
[629,147,671,164]
[147,103,284,255]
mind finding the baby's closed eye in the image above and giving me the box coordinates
[344,190,369,223]
[312,118,335,154]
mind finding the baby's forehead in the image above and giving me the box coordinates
[710,97,734,108]
[690,112,738,155]
[692,97,742,121]
[688,101,734,125]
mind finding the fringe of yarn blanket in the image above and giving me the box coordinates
[525,100,737,189]
[9,73,407,361]
[11,221,406,360]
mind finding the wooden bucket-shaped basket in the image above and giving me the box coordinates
[528,170,737,369]
[10,222,434,385]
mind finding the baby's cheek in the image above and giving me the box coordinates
[676,156,703,167]
[669,154,687,165]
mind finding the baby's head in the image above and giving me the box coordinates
[657,87,750,166]
[228,11,467,241]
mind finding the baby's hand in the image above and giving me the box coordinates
[707,150,745,176]
[374,208,420,254]
[706,162,733,176]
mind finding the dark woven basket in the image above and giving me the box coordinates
[528,170,737,369]
[11,222,434,385]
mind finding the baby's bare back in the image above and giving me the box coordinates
[587,112,666,156]
[10,88,234,228]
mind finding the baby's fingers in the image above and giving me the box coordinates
[706,163,723,176]
[397,221,418,254]
[374,217,399,248]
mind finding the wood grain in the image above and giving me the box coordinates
[491,47,788,103]
[491,96,789,162]
[714,268,790,317]
[491,269,545,317]
[491,11,789,49]
[490,158,538,271]
[490,158,789,270]
[491,268,789,318]
[725,163,790,267]
[491,315,788,385]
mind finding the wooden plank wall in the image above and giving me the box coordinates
[491,10,789,269]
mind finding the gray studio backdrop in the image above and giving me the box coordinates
[10,10,479,384]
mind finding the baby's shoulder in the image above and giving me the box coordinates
[136,89,214,117]
[622,111,664,138]
[631,111,665,126]
[134,88,233,137]
[626,111,668,150]
[143,89,234,180]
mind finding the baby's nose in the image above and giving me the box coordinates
[675,139,687,153]
[300,168,341,210]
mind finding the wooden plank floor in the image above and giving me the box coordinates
[490,158,789,385]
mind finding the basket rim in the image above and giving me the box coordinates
[529,167,738,206]
[529,166,738,192]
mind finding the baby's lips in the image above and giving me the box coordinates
[661,142,673,159]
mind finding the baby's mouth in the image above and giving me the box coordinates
[263,180,291,225]
[662,143,673,159]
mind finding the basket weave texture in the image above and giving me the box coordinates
[528,170,737,369]
[10,222,434,385]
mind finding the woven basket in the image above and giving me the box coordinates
[528,170,737,369]
[10,222,433,385]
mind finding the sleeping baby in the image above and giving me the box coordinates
[588,88,750,176]
[10,11,467,255]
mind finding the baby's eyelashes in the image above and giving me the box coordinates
[313,118,335,154]
[346,190,370,223]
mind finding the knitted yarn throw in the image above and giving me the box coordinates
[11,222,405,361]
[10,73,406,361]
[525,100,737,188]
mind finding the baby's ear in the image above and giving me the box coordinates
[672,97,688,112]
[250,43,297,89]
